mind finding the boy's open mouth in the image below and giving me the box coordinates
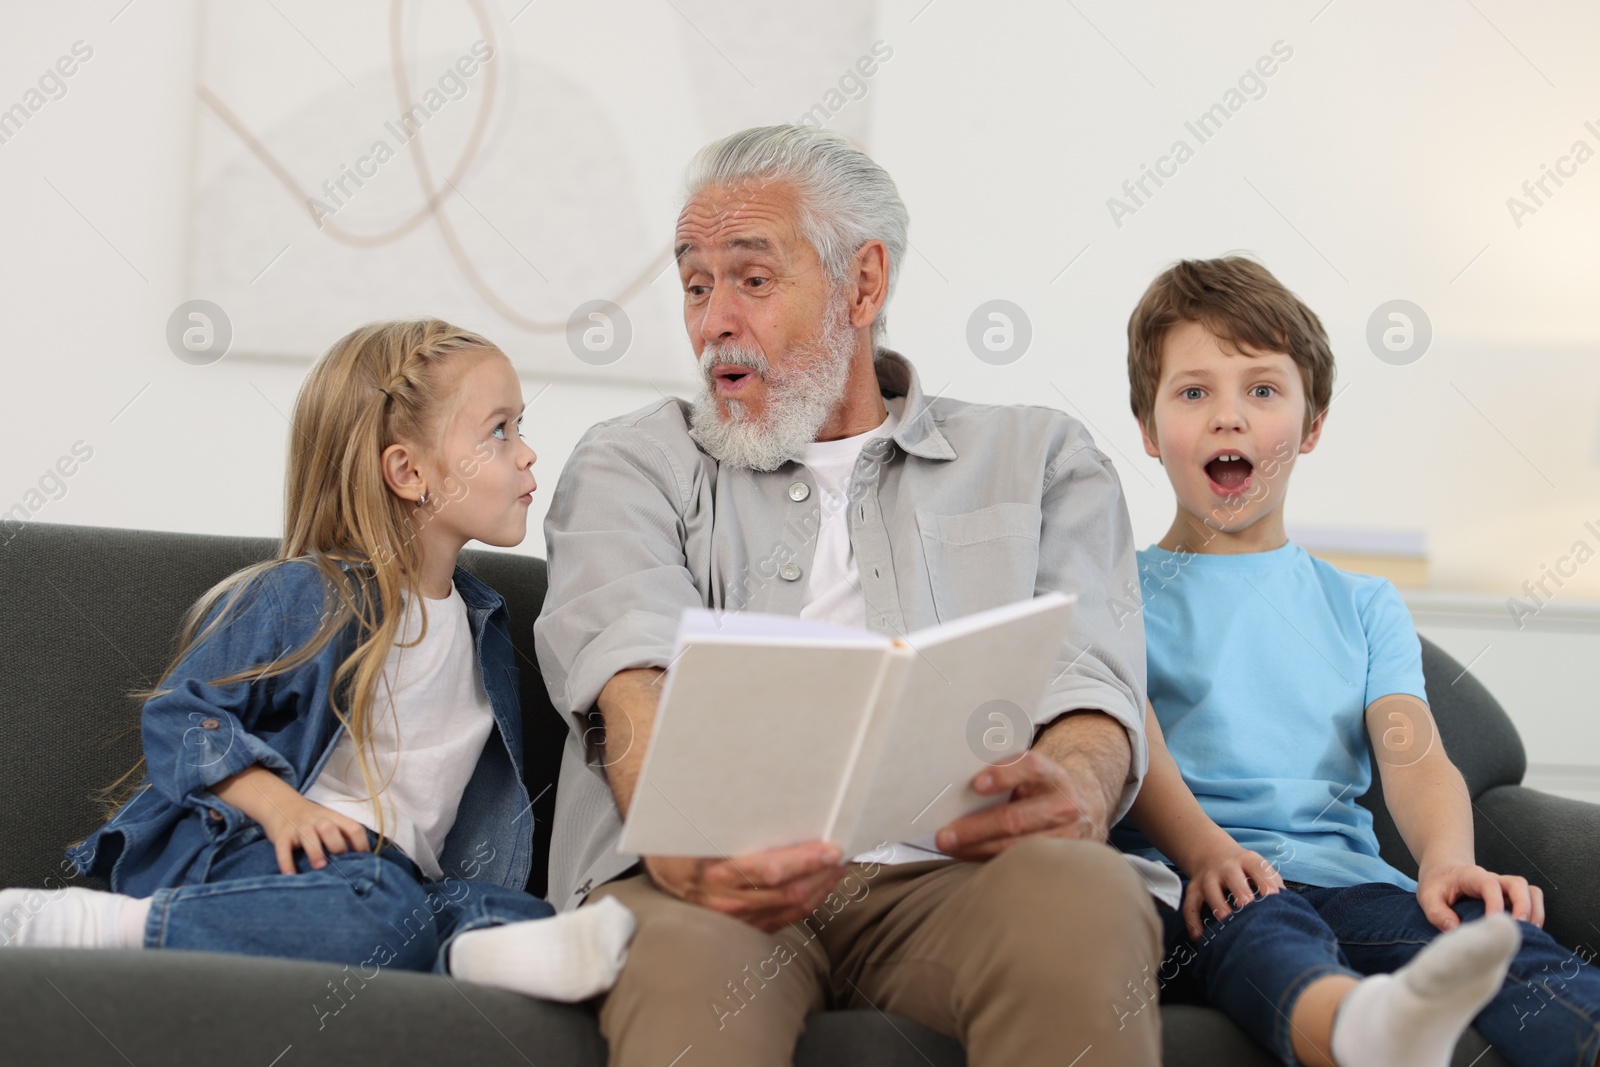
[1204,451,1254,497]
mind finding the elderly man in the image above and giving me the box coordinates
[534,125,1167,1067]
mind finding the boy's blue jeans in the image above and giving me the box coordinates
[141,826,555,974]
[1156,879,1600,1067]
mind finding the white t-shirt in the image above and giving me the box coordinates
[798,396,903,631]
[304,582,496,880]
[797,399,945,865]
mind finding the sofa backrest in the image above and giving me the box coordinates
[0,521,1527,893]
[0,522,565,895]
[1359,639,1527,879]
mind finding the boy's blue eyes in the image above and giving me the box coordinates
[1178,385,1277,400]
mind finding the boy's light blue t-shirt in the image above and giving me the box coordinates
[1116,540,1426,891]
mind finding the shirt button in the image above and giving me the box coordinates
[788,481,810,502]
[779,563,802,582]
[208,810,224,822]
[201,718,220,731]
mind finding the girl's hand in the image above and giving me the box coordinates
[212,765,371,875]
[1182,842,1285,941]
[255,793,372,875]
[1416,863,1544,931]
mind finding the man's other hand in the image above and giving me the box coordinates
[643,840,850,932]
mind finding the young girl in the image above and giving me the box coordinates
[0,319,633,1001]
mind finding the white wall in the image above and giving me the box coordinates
[2,1,1596,788]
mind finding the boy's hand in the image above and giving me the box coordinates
[1182,841,1284,941]
[1416,862,1544,931]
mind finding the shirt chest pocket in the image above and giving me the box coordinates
[916,502,1042,622]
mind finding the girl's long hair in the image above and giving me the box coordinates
[99,319,506,849]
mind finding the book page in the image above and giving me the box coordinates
[843,593,1076,855]
[618,623,898,857]
[676,607,883,645]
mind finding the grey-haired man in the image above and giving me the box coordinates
[535,125,1170,1067]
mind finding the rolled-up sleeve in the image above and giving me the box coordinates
[1034,428,1150,823]
[534,420,705,737]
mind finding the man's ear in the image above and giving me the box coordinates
[847,239,890,335]
[381,441,427,502]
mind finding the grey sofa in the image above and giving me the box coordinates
[3,522,1595,1065]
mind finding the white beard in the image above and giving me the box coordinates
[688,295,858,472]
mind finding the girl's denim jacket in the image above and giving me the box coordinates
[67,559,535,898]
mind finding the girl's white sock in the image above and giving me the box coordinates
[0,886,151,949]
[448,895,636,1002]
[1330,911,1520,1067]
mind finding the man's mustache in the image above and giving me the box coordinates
[699,344,770,382]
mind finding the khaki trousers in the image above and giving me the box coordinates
[583,837,1163,1067]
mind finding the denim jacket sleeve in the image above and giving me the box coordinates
[140,561,333,809]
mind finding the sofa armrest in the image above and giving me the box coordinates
[1473,784,1600,954]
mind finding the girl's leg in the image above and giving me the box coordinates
[431,879,635,1002]
[147,830,443,970]
[0,885,150,949]
[1311,883,1596,1067]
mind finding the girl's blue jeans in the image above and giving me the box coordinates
[1155,879,1600,1067]
[141,826,555,975]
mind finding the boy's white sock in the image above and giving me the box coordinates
[448,895,636,1003]
[0,886,151,949]
[1330,911,1519,1067]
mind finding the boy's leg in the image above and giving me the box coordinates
[819,838,1165,1067]
[1155,882,1358,1065]
[581,872,830,1067]
[1312,883,1600,1067]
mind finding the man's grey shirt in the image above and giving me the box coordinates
[534,351,1149,911]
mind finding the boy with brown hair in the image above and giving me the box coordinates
[1114,256,1600,1066]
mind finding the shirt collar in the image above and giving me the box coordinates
[451,565,506,616]
[876,350,957,462]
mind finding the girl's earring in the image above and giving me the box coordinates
[419,490,428,505]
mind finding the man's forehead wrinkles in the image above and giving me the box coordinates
[675,211,791,261]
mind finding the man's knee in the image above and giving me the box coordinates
[974,839,1161,959]
[612,889,807,993]
[598,888,823,1042]
[987,838,1152,904]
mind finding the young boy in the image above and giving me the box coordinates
[1114,256,1600,1067]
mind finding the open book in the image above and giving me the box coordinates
[617,592,1076,859]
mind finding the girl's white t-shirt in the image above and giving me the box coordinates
[304,582,495,880]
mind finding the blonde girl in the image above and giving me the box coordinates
[1,320,633,1000]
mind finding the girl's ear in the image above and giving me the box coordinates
[381,441,427,502]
